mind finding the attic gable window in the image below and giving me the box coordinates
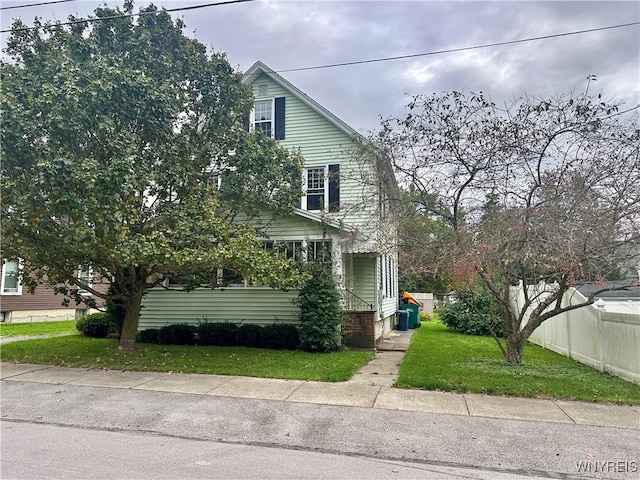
[250,97,285,140]
[253,99,272,137]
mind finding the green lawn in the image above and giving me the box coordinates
[397,321,640,404]
[0,334,374,382]
[0,320,77,338]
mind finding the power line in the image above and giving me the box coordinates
[0,0,255,33]
[275,22,640,73]
[1,0,74,11]
[2,3,637,84]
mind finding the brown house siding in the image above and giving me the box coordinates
[0,283,102,311]
[1,257,107,318]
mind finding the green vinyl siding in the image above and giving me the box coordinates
[139,66,397,335]
[139,288,299,330]
[233,209,340,239]
[380,297,397,321]
[252,74,379,235]
[351,256,376,307]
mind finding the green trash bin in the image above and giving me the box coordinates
[403,304,420,329]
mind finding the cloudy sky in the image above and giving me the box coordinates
[2,0,638,134]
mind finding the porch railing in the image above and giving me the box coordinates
[341,289,374,311]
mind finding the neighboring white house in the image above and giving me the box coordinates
[139,61,400,348]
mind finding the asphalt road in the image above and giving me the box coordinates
[1,381,638,480]
[2,421,557,480]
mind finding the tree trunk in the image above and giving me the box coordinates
[118,287,145,351]
[505,332,527,365]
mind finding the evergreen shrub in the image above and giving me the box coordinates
[157,324,197,345]
[438,285,504,337]
[295,262,345,352]
[236,324,264,348]
[76,312,115,338]
[197,322,238,346]
[262,324,299,350]
[137,328,160,344]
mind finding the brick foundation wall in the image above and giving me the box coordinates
[343,310,376,349]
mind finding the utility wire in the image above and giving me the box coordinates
[275,21,640,73]
[2,3,637,82]
[1,0,74,11]
[1,0,255,33]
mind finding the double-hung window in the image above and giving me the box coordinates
[263,240,304,261]
[307,241,332,262]
[253,100,273,137]
[250,93,285,140]
[302,164,340,212]
[1,259,21,295]
[306,167,326,211]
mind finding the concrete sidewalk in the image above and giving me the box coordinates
[2,359,638,430]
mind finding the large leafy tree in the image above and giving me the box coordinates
[1,2,304,350]
[375,82,640,364]
[396,187,454,296]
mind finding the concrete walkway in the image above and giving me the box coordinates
[2,326,638,431]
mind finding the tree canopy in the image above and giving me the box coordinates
[375,81,640,364]
[1,2,304,350]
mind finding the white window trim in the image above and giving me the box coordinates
[1,259,22,296]
[251,98,275,137]
[77,265,93,296]
[301,165,329,212]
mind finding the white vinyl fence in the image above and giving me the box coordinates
[511,285,640,385]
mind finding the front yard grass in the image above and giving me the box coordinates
[0,334,374,382]
[0,320,77,338]
[397,321,640,404]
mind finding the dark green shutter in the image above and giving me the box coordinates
[274,97,285,140]
[328,164,340,212]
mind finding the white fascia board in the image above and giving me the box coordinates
[291,207,354,232]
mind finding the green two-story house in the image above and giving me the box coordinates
[139,61,399,348]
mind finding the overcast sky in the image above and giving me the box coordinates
[2,0,638,134]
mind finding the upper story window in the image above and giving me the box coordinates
[1,259,21,295]
[301,164,340,212]
[250,96,286,140]
[306,167,326,211]
[253,100,273,137]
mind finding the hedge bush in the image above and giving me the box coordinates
[138,322,299,350]
[236,324,264,348]
[137,328,160,344]
[198,322,238,346]
[438,285,504,337]
[157,324,197,345]
[76,312,116,338]
[262,324,299,350]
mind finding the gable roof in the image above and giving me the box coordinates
[242,61,400,217]
[243,61,358,139]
